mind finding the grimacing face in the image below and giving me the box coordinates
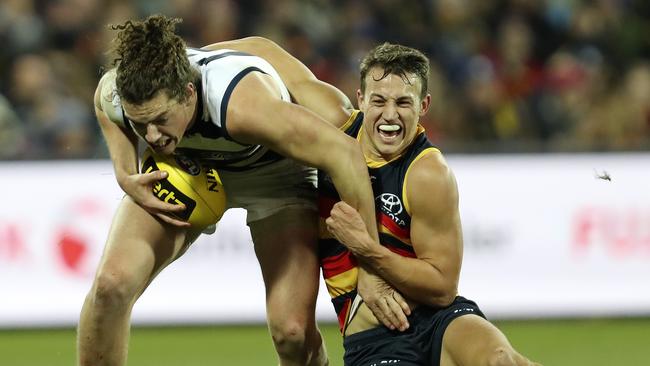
[357,67,430,161]
[122,83,197,155]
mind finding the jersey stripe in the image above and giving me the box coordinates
[378,212,410,239]
[403,146,440,215]
[220,66,265,140]
[196,51,251,65]
[324,267,359,297]
[378,224,412,245]
[380,234,416,258]
[321,248,358,278]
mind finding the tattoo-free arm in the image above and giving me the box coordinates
[94,70,188,226]
[226,72,378,241]
[202,37,353,128]
[327,152,461,307]
[94,70,139,188]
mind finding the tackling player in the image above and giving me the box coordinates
[320,43,542,366]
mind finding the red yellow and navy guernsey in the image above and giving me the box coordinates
[318,110,441,335]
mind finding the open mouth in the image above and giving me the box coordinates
[153,139,172,151]
[377,124,402,139]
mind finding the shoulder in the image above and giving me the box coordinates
[94,68,117,110]
[408,149,452,187]
[94,68,126,126]
[405,149,458,214]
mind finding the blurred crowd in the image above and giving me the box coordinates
[0,0,649,159]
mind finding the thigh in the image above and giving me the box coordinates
[441,314,513,366]
[94,196,199,294]
[248,206,320,317]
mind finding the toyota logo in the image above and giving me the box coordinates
[377,193,403,215]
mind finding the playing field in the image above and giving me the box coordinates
[1,318,648,365]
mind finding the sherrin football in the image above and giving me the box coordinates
[141,148,226,229]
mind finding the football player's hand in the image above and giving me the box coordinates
[326,201,377,257]
[358,268,411,331]
[120,171,190,227]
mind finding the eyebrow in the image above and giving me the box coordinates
[369,93,414,102]
[125,111,167,125]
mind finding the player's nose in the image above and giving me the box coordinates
[382,101,399,121]
[145,123,162,143]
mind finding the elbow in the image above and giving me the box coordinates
[424,283,457,308]
[425,292,456,308]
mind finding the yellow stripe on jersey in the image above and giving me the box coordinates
[378,224,412,245]
[403,146,441,215]
[324,267,359,298]
[339,110,361,132]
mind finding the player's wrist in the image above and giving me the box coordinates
[357,239,390,266]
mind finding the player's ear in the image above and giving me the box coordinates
[356,89,365,109]
[185,82,196,105]
[419,93,431,116]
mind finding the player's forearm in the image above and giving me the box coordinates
[357,239,456,307]
[97,110,139,189]
[110,136,139,190]
[247,101,378,240]
[326,146,379,242]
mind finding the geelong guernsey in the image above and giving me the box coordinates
[318,110,441,334]
[101,48,292,170]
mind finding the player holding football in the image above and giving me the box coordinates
[78,15,395,366]
[318,43,542,365]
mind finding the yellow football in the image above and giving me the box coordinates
[140,148,227,229]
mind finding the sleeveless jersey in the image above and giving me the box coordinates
[101,48,292,171]
[318,110,441,334]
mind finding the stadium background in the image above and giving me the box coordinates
[1,0,649,365]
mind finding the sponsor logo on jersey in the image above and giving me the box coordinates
[377,193,403,215]
[377,193,406,226]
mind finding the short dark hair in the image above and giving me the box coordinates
[359,43,430,99]
[109,14,198,104]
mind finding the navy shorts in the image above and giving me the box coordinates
[343,296,485,366]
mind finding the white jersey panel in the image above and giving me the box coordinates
[187,48,292,129]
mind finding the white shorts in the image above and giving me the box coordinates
[218,158,318,224]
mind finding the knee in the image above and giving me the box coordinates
[268,317,310,355]
[87,270,140,310]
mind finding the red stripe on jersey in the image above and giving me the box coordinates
[379,213,410,239]
[337,298,351,332]
[384,243,416,258]
[321,250,357,278]
[318,196,338,218]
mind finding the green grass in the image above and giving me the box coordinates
[0,319,649,365]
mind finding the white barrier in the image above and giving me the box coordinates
[0,153,648,327]
[451,153,650,318]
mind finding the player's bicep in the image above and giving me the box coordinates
[225,72,353,169]
[407,154,462,286]
[204,37,353,128]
